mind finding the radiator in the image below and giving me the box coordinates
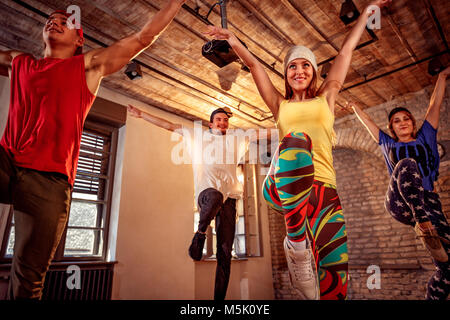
[41,263,114,300]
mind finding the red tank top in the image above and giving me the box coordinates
[1,54,96,186]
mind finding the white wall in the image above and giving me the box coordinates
[98,86,274,300]
[96,87,196,299]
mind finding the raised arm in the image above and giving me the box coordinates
[84,0,186,94]
[425,66,449,129]
[343,102,380,143]
[127,105,183,134]
[0,50,25,77]
[204,26,283,118]
[319,0,392,113]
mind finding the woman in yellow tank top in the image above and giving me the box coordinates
[205,0,391,300]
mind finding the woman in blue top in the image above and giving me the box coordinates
[346,66,449,300]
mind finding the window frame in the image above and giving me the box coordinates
[0,120,119,263]
[58,120,119,262]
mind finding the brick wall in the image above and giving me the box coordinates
[268,82,450,300]
[335,148,436,300]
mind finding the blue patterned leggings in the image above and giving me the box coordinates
[384,158,450,300]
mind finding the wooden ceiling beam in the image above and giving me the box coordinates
[384,12,418,63]
[88,0,278,122]
[422,0,449,51]
[0,0,442,124]
[279,0,340,53]
[7,0,274,125]
[235,0,295,46]
[342,50,447,91]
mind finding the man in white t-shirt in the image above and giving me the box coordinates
[128,105,250,300]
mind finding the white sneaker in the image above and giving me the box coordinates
[283,236,320,300]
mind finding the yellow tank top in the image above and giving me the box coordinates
[276,95,336,186]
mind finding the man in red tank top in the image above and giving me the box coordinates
[0,0,186,299]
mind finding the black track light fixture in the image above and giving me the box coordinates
[125,61,143,80]
[201,0,248,70]
[339,0,360,25]
[428,57,445,76]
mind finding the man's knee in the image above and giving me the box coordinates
[9,257,47,300]
[201,189,223,206]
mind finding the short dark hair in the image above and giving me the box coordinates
[210,108,233,123]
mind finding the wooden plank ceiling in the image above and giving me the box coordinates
[0,0,448,129]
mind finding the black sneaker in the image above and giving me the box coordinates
[189,232,206,261]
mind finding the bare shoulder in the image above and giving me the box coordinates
[83,48,104,71]
[0,51,26,76]
[10,51,26,60]
[0,50,26,67]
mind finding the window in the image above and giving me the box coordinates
[195,163,263,259]
[0,120,119,262]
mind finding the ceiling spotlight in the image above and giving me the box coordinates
[339,0,360,25]
[125,61,142,80]
[428,57,445,76]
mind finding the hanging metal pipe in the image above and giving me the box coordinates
[219,0,228,29]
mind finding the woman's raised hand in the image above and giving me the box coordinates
[342,101,360,113]
[370,0,392,9]
[203,25,234,41]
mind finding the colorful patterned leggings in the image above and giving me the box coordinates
[263,132,348,300]
[385,158,450,300]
